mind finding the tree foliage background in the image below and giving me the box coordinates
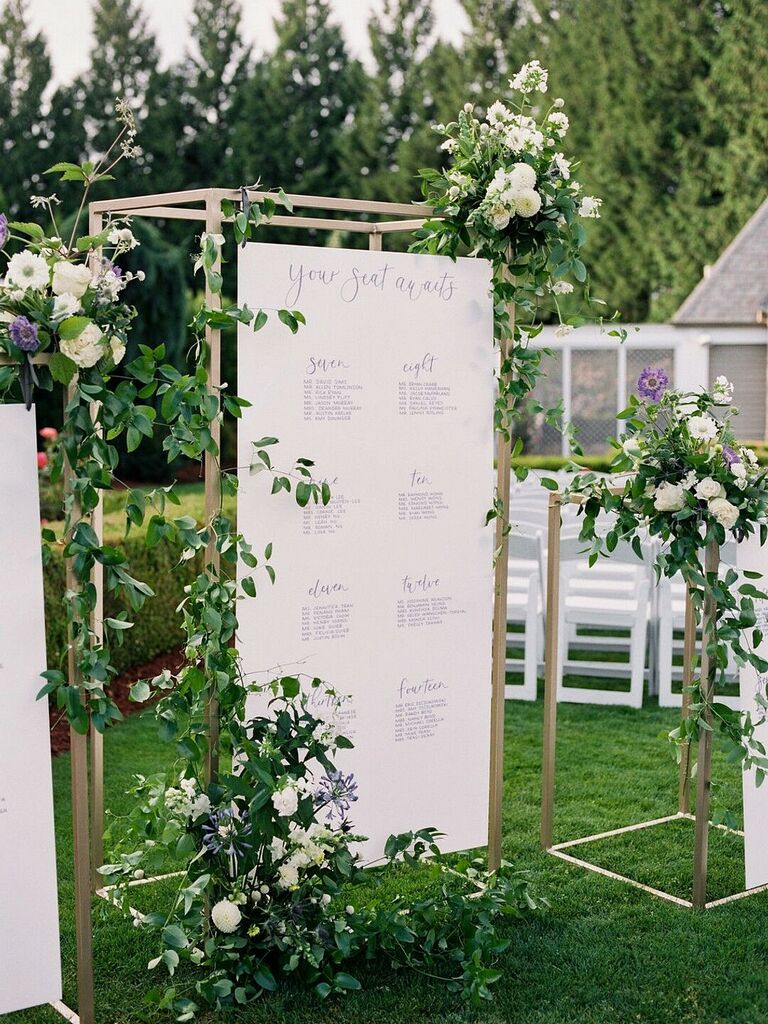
[1,0,765,331]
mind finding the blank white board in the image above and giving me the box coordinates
[738,533,768,889]
[237,243,495,859]
[0,403,62,1014]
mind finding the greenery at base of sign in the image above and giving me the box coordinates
[103,680,540,1017]
[568,372,768,801]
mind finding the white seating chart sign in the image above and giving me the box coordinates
[237,243,495,858]
[0,404,62,1014]
[738,533,768,889]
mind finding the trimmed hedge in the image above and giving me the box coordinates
[44,538,201,675]
[512,454,615,472]
[514,446,768,473]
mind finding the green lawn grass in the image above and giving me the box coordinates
[10,697,768,1024]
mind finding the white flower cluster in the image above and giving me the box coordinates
[483,105,545,157]
[270,821,335,890]
[165,777,211,820]
[483,163,541,230]
[509,59,548,95]
[628,379,760,533]
[712,375,734,404]
[1,243,144,368]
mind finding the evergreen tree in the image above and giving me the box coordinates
[351,0,435,202]
[0,0,54,215]
[459,0,530,100]
[658,0,768,318]
[74,0,162,194]
[238,0,363,197]
[535,0,720,321]
[182,0,251,188]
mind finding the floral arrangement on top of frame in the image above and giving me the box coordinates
[570,367,768,779]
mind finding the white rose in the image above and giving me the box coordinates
[191,793,211,818]
[622,437,643,458]
[489,207,510,230]
[52,293,81,322]
[709,497,739,530]
[508,162,537,189]
[271,786,299,818]
[277,862,299,889]
[59,321,106,368]
[695,477,725,501]
[109,335,126,365]
[513,188,542,218]
[6,251,50,290]
[210,900,242,934]
[52,261,92,299]
[688,414,718,442]
[653,481,686,512]
[730,461,747,480]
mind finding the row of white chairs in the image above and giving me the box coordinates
[505,477,739,708]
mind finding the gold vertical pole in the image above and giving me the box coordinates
[203,192,223,786]
[88,208,105,888]
[488,305,514,871]
[540,491,562,849]
[678,582,696,814]
[64,381,96,1024]
[692,539,720,908]
[368,225,382,252]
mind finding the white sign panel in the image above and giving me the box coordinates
[738,533,768,889]
[0,404,62,1013]
[237,243,495,858]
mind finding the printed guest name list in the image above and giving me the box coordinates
[237,243,495,858]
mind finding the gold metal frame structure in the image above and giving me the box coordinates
[540,490,768,910]
[1,187,511,1024]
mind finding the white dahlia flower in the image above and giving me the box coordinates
[211,900,242,934]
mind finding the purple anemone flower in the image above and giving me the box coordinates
[0,213,8,248]
[315,770,358,823]
[722,445,740,467]
[637,366,669,402]
[9,315,39,352]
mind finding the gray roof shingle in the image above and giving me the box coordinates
[673,198,768,325]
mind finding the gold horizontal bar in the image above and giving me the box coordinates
[0,353,52,365]
[223,214,381,233]
[375,218,433,233]
[120,206,206,221]
[213,188,431,218]
[90,189,211,213]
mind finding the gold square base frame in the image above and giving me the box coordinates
[548,812,768,910]
[540,491,767,910]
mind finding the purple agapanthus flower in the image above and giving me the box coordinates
[9,315,39,352]
[637,366,669,402]
[722,445,740,467]
[315,770,358,823]
[0,213,8,249]
[201,808,251,861]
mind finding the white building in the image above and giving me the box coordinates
[531,198,768,455]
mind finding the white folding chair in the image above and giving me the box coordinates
[506,530,544,701]
[556,534,651,708]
